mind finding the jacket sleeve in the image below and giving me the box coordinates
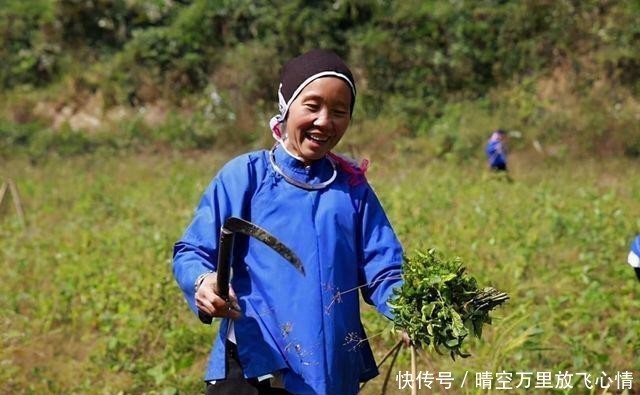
[172,155,256,317]
[357,184,404,319]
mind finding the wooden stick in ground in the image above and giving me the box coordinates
[8,179,26,227]
[0,181,7,209]
[411,346,417,395]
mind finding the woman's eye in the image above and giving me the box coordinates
[332,109,347,117]
[304,103,319,111]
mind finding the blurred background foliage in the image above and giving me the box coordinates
[1,0,639,159]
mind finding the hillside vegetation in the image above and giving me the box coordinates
[1,0,640,159]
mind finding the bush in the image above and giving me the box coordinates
[112,0,230,103]
[55,0,186,50]
[0,0,59,88]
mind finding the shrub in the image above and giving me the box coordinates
[0,0,59,87]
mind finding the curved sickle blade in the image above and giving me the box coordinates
[200,217,305,324]
[223,216,305,275]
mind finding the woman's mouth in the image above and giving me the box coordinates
[305,133,330,144]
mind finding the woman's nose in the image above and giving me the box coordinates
[313,108,331,127]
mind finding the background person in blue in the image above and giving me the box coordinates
[485,129,508,171]
[628,235,640,281]
[173,49,405,395]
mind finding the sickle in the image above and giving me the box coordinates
[199,216,305,324]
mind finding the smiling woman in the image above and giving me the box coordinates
[172,49,405,395]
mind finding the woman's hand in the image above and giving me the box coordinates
[401,331,412,347]
[195,274,242,319]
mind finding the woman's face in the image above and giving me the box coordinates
[283,77,352,164]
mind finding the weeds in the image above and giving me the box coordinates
[1,152,639,394]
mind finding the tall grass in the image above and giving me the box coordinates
[361,155,640,394]
[1,149,639,394]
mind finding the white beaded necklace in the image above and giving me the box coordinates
[269,144,337,190]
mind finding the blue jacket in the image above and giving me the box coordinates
[173,144,404,395]
[485,139,507,169]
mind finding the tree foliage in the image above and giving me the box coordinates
[4,0,638,97]
[1,0,639,156]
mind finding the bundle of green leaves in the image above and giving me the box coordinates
[389,248,509,359]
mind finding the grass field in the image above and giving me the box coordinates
[1,148,639,394]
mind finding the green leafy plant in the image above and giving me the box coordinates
[390,248,509,359]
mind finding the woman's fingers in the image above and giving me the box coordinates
[401,331,412,347]
[228,287,241,312]
[196,275,242,319]
[195,292,216,316]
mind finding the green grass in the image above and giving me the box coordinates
[1,149,639,394]
[363,154,640,394]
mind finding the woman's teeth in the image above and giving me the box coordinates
[306,133,329,143]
